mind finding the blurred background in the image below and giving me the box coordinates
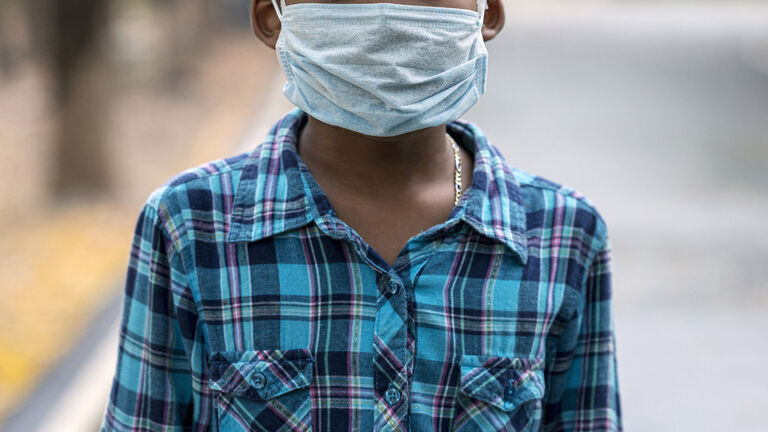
[0,0,766,430]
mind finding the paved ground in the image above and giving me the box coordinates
[464,3,768,430]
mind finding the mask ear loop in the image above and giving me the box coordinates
[271,0,284,21]
[477,0,487,27]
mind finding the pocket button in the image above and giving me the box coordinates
[252,371,266,389]
[504,385,514,402]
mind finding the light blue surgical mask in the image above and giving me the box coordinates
[270,0,489,137]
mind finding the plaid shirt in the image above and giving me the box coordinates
[99,108,622,432]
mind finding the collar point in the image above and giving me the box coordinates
[510,242,528,266]
[498,229,528,266]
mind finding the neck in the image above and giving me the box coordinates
[296,115,455,196]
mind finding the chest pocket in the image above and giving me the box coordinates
[208,348,314,432]
[453,355,545,432]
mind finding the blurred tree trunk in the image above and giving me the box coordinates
[52,53,112,199]
[160,0,220,91]
[0,2,12,76]
[0,0,34,76]
[23,0,49,61]
[26,0,113,199]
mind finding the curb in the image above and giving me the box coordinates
[0,283,123,432]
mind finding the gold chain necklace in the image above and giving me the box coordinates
[446,133,462,206]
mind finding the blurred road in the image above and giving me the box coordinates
[465,2,768,431]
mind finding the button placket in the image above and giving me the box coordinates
[372,270,411,430]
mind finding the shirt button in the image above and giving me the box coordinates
[384,384,401,405]
[504,385,514,401]
[387,279,400,295]
[252,371,266,389]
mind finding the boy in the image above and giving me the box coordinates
[99,0,622,430]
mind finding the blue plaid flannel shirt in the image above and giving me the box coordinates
[99,107,622,431]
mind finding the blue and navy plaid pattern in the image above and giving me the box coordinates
[99,107,622,431]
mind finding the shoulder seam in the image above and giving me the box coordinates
[513,168,608,229]
[161,150,253,190]
[141,189,184,267]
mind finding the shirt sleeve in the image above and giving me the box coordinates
[542,229,623,431]
[99,199,195,431]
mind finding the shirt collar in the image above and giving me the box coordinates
[226,108,528,265]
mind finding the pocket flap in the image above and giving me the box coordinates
[208,348,314,401]
[459,355,545,412]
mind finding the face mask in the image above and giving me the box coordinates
[270,0,489,137]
